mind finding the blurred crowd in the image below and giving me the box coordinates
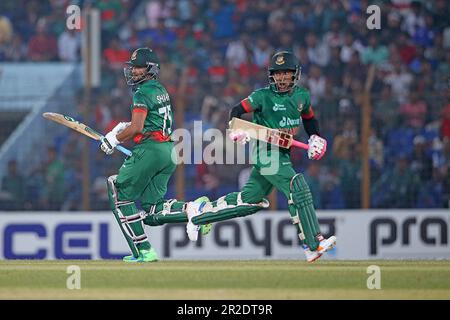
[0,0,449,210]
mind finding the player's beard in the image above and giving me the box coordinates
[124,67,148,86]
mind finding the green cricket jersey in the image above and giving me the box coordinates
[131,79,173,141]
[240,85,315,163]
[241,85,314,131]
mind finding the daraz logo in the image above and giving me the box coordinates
[279,117,300,127]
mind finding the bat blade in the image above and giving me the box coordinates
[229,117,308,150]
[43,112,102,141]
[43,112,133,157]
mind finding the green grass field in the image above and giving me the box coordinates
[1,260,450,299]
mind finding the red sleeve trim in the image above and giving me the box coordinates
[133,107,148,114]
[301,106,315,120]
[241,99,253,113]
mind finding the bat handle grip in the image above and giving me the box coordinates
[291,139,309,150]
[116,145,133,157]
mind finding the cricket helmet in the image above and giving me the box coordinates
[268,51,301,93]
[123,47,160,86]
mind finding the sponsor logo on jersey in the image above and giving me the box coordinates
[298,103,303,112]
[275,55,285,65]
[272,103,286,111]
[279,117,300,127]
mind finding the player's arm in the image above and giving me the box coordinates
[229,98,253,121]
[301,106,320,137]
[301,105,327,160]
[228,97,256,144]
[100,91,149,155]
[116,108,146,142]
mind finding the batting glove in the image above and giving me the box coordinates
[100,131,120,155]
[307,134,327,160]
[111,122,130,135]
[229,130,250,145]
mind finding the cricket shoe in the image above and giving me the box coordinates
[123,247,159,263]
[303,245,323,263]
[186,196,210,241]
[317,235,337,254]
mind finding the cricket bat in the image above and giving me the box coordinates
[229,117,309,150]
[43,112,132,156]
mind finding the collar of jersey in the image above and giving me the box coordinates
[136,79,158,89]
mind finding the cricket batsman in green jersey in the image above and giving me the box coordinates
[100,48,210,262]
[185,51,336,262]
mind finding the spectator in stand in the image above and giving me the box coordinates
[304,162,322,209]
[321,0,346,32]
[237,50,260,83]
[207,51,227,83]
[343,51,365,82]
[369,129,384,176]
[372,155,421,208]
[411,135,433,181]
[432,137,450,173]
[96,0,124,41]
[223,69,249,99]
[397,32,417,65]
[416,168,444,208]
[402,1,426,37]
[206,0,237,40]
[42,146,65,210]
[294,46,311,77]
[399,88,428,130]
[332,119,358,160]
[384,61,413,104]
[225,32,250,69]
[1,34,28,61]
[138,17,176,49]
[321,167,345,209]
[0,15,13,60]
[145,0,170,29]
[336,141,361,209]
[431,0,450,31]
[381,11,403,45]
[103,37,130,71]
[340,31,363,64]
[373,84,398,135]
[305,32,330,67]
[412,14,437,48]
[323,20,344,48]
[307,64,326,106]
[57,28,81,62]
[28,18,57,61]
[326,46,345,84]
[360,34,389,66]
[253,36,273,68]
[237,1,268,35]
[0,160,25,210]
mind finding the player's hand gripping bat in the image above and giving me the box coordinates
[229,117,309,150]
[43,112,132,156]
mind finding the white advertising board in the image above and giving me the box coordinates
[0,210,448,260]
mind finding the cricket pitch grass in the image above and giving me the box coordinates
[1,260,450,300]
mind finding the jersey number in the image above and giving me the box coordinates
[158,105,172,135]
